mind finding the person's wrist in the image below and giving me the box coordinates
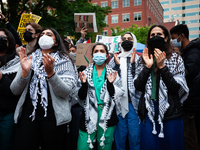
[47,71,55,78]
[146,64,152,68]
[21,70,29,78]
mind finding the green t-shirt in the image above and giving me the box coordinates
[92,66,106,105]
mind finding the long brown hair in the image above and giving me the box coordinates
[146,25,173,59]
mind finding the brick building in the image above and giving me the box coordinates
[160,0,200,40]
[91,0,164,35]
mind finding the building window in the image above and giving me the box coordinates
[185,4,200,9]
[185,19,199,24]
[185,0,196,2]
[189,34,200,39]
[112,15,118,23]
[93,3,97,6]
[101,2,107,7]
[164,8,169,12]
[147,0,148,6]
[122,14,130,22]
[101,31,107,36]
[134,0,141,6]
[123,0,129,7]
[112,1,118,8]
[104,16,107,24]
[185,12,200,17]
[160,1,169,5]
[171,0,182,4]
[171,14,183,18]
[134,13,141,21]
[171,6,182,11]
[164,15,169,19]
[188,27,199,31]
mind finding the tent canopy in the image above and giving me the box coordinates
[136,43,146,53]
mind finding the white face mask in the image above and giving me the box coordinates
[38,35,55,50]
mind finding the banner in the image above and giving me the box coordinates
[74,13,97,33]
[17,14,42,45]
[76,43,96,66]
[95,35,121,53]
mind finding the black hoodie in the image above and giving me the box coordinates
[180,38,200,111]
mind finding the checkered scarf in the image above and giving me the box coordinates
[108,54,141,116]
[29,49,77,121]
[133,53,188,138]
[81,63,124,148]
[0,55,20,74]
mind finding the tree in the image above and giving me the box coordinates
[0,0,111,42]
[111,24,151,44]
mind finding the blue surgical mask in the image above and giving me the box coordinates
[93,53,107,65]
[172,35,182,47]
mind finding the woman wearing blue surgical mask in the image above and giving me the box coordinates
[11,28,77,150]
[77,43,124,150]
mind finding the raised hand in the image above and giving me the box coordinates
[42,53,55,78]
[130,48,136,64]
[81,27,88,40]
[108,71,118,83]
[79,72,87,83]
[154,48,166,69]
[0,14,6,21]
[142,47,153,68]
[19,47,32,78]
[113,51,120,65]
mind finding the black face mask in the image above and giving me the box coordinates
[23,30,34,42]
[149,36,166,49]
[121,40,133,51]
[0,37,8,52]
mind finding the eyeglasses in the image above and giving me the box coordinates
[0,36,7,41]
[122,37,133,41]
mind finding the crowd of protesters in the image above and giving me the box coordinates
[0,13,200,150]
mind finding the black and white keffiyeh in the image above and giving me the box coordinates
[81,63,124,148]
[0,55,20,74]
[29,49,77,121]
[133,53,189,138]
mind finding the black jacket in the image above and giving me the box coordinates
[180,38,200,111]
[134,65,183,122]
[0,52,20,114]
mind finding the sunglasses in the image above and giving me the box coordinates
[122,37,133,42]
[0,36,7,41]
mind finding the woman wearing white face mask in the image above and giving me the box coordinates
[77,43,124,150]
[10,28,77,150]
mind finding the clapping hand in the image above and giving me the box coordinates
[113,51,120,65]
[19,47,32,78]
[142,47,153,68]
[79,72,87,83]
[108,71,118,83]
[154,48,166,69]
[42,53,55,78]
[130,48,136,64]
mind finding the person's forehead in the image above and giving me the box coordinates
[123,34,132,38]
[171,33,179,39]
[42,29,53,34]
[150,27,163,34]
[26,25,35,31]
[0,31,6,37]
[94,45,105,50]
